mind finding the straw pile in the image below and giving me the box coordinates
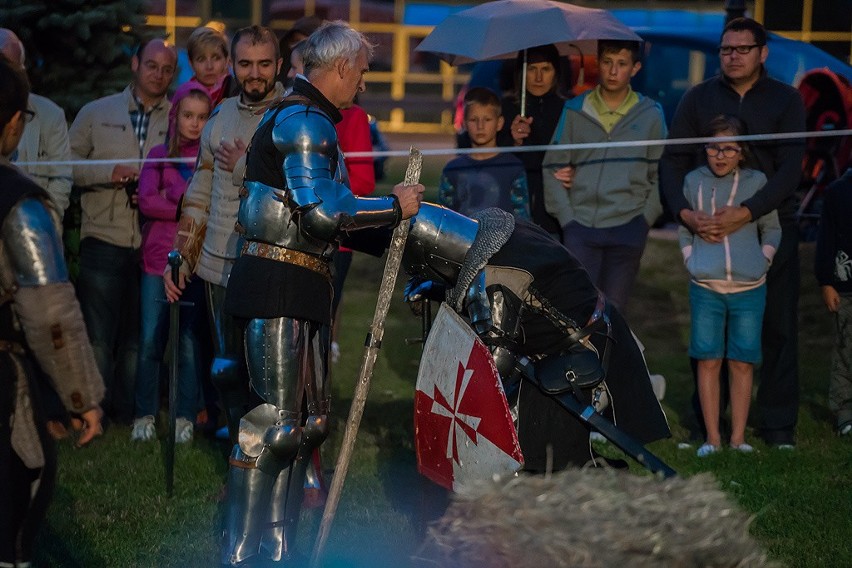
[414,469,777,568]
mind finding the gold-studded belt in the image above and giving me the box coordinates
[241,241,331,279]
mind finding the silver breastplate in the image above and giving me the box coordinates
[237,103,348,257]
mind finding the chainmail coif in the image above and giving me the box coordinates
[447,208,515,312]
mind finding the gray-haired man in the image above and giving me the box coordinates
[219,21,424,566]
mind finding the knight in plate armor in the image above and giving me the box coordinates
[403,203,670,472]
[0,57,104,567]
[220,21,424,566]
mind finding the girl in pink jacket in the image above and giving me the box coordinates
[131,85,211,443]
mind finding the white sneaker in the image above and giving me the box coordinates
[131,415,156,442]
[696,443,720,457]
[331,341,341,364]
[176,417,193,444]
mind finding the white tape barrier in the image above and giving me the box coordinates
[12,128,852,167]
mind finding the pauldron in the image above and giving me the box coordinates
[1,197,68,287]
[273,103,340,213]
[237,103,400,253]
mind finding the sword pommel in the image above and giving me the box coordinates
[167,249,183,286]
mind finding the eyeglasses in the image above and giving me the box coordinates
[719,44,762,56]
[705,144,742,158]
[22,109,36,124]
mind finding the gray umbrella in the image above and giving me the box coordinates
[415,0,642,114]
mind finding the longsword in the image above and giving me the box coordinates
[311,147,422,566]
[165,250,188,497]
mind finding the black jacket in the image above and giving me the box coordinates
[497,90,565,235]
[659,70,806,224]
[815,168,852,294]
[485,220,671,469]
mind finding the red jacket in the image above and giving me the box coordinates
[337,105,376,252]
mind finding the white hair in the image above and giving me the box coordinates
[302,20,374,75]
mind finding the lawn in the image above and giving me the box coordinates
[34,148,852,567]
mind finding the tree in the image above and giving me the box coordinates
[0,0,150,119]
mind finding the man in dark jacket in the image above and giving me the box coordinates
[815,168,852,436]
[659,17,806,447]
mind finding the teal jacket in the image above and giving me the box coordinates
[542,92,666,229]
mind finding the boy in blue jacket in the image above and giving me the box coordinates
[440,87,531,220]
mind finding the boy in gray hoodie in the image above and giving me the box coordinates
[542,40,666,311]
[678,115,781,456]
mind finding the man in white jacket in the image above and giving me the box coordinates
[165,25,287,442]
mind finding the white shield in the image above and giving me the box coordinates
[414,303,524,492]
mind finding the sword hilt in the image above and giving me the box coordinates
[167,249,183,287]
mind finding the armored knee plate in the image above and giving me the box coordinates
[239,403,301,475]
[300,413,329,457]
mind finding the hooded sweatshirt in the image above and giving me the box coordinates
[138,84,210,275]
[678,166,781,293]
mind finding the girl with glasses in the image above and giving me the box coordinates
[678,114,782,457]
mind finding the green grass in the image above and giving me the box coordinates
[34,167,852,566]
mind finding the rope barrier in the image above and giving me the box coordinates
[12,128,851,167]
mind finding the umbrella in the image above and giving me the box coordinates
[415,0,642,114]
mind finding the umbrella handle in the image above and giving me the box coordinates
[520,49,527,118]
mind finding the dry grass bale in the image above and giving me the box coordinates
[414,469,778,568]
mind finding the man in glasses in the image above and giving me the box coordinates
[69,38,177,426]
[0,55,104,568]
[659,17,806,449]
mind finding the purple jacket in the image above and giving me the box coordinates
[138,140,199,274]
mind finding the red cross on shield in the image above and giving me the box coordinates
[414,303,524,491]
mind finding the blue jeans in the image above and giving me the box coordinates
[689,282,766,364]
[134,273,205,421]
[75,238,140,423]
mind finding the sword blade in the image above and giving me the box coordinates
[311,147,422,566]
[165,250,185,497]
[165,298,179,496]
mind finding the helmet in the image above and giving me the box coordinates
[403,203,479,285]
